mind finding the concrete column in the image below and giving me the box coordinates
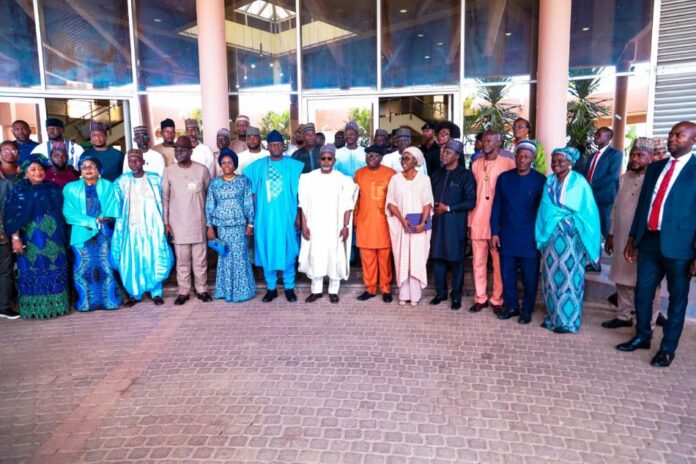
[613,61,631,152]
[196,0,230,142]
[535,0,572,173]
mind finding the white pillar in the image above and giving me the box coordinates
[536,0,572,172]
[196,0,230,141]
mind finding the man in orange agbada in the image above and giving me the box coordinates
[353,145,396,303]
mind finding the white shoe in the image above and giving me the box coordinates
[0,308,21,320]
[399,300,407,306]
[410,301,419,307]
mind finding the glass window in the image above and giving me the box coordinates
[381,0,460,88]
[464,0,538,79]
[144,92,203,143]
[41,0,132,90]
[570,0,653,71]
[226,0,298,92]
[301,0,376,90]
[0,1,40,88]
[238,93,298,142]
[136,0,200,90]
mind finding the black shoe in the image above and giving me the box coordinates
[123,297,137,308]
[174,295,189,306]
[285,289,297,302]
[262,290,278,303]
[497,308,521,320]
[650,351,675,368]
[196,292,212,302]
[586,263,601,272]
[469,301,488,313]
[491,304,503,315]
[357,291,376,301]
[305,293,323,303]
[0,307,21,320]
[616,336,651,352]
[329,294,339,304]
[152,296,164,306]
[450,300,461,311]
[518,313,532,324]
[607,292,618,307]
[553,327,571,334]
[429,296,446,305]
[601,318,632,329]
[382,293,393,303]
[656,313,667,327]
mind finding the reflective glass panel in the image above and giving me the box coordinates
[570,0,653,71]
[301,0,376,90]
[145,93,203,143]
[238,92,297,141]
[226,0,298,92]
[136,0,200,90]
[381,0,460,88]
[0,1,40,87]
[42,0,132,90]
[464,0,538,79]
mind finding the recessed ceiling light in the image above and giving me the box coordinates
[269,63,274,67]
[505,32,512,36]
[437,42,444,46]
[251,64,256,69]
[154,18,162,23]
[417,33,424,38]
[279,72,284,77]
[582,27,590,31]
[399,9,407,13]
[424,55,430,59]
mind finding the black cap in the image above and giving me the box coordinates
[421,121,437,131]
[364,145,386,156]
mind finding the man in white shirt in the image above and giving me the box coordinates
[237,127,269,174]
[186,118,216,178]
[31,118,84,168]
[381,128,427,174]
[123,126,165,177]
[335,121,366,178]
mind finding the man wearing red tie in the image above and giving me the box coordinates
[617,121,696,367]
[580,127,623,239]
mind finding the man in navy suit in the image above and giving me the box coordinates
[617,121,696,367]
[579,127,623,239]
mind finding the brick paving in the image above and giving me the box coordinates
[1,289,696,464]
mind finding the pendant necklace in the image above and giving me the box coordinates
[483,158,496,200]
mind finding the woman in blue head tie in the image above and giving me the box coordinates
[535,146,601,334]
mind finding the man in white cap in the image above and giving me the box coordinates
[31,118,84,168]
[123,126,165,177]
[185,118,216,178]
[335,121,366,178]
[298,144,359,304]
[237,126,269,174]
[231,115,250,154]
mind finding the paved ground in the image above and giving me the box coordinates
[2,289,696,464]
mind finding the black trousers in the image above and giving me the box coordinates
[635,232,692,353]
[501,254,540,315]
[433,258,464,301]
[0,242,14,311]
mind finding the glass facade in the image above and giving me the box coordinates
[381,0,460,88]
[136,0,200,89]
[301,0,376,90]
[0,0,656,152]
[42,0,132,90]
[0,1,40,88]
[226,0,297,91]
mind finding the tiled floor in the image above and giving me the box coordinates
[1,290,695,463]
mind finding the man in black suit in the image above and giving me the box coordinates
[579,127,623,239]
[617,121,696,367]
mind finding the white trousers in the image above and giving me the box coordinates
[311,277,340,294]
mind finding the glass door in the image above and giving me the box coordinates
[304,96,378,147]
[0,97,44,144]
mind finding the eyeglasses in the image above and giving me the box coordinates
[81,163,97,170]
[319,157,333,161]
[512,124,528,129]
[1,149,18,154]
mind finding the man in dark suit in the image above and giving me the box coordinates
[617,121,696,367]
[579,127,623,238]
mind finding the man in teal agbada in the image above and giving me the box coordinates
[244,130,304,303]
[111,149,173,305]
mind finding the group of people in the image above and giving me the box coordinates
[2,115,694,368]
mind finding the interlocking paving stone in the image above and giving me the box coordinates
[1,289,695,463]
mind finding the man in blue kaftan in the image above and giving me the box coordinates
[244,130,304,303]
[111,149,173,305]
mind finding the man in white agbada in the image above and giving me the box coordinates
[185,118,216,178]
[237,126,269,174]
[298,144,359,304]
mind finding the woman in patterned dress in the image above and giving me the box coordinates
[535,147,601,333]
[4,155,70,318]
[205,149,256,302]
[63,154,128,311]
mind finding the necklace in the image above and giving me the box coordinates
[483,158,496,200]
